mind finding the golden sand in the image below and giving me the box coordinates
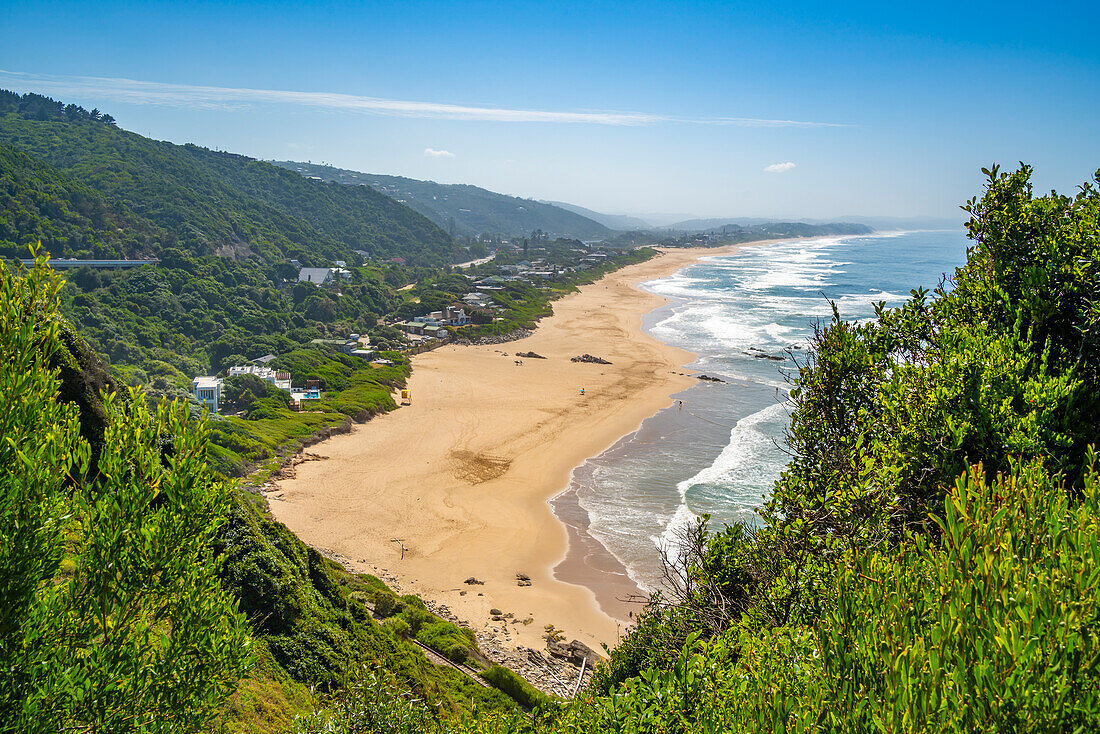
[268,244,766,651]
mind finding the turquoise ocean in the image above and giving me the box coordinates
[554,230,971,592]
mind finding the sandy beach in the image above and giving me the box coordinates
[267,244,762,653]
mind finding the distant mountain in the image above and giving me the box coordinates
[667,215,963,233]
[274,161,611,240]
[542,201,653,231]
[665,217,776,232]
[0,90,456,266]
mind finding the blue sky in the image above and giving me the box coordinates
[2,0,1097,219]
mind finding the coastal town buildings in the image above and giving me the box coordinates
[309,334,374,360]
[227,364,292,390]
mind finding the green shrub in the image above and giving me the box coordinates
[400,608,432,637]
[418,621,476,658]
[384,618,411,640]
[480,665,552,712]
[446,644,470,665]
[373,593,404,618]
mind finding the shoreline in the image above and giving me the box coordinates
[266,241,776,654]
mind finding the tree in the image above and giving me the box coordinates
[0,255,253,732]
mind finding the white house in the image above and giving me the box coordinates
[227,365,292,391]
[192,376,224,415]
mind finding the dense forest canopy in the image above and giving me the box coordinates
[0,91,457,266]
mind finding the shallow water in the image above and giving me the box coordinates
[560,230,970,591]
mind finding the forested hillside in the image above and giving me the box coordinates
[0,143,162,258]
[274,161,612,240]
[0,90,456,266]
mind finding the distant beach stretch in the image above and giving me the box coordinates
[266,243,765,652]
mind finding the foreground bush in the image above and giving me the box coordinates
[0,255,253,732]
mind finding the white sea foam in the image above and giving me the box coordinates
[656,402,789,560]
[572,230,968,592]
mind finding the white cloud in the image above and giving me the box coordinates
[0,70,849,128]
[764,161,797,173]
[424,148,454,158]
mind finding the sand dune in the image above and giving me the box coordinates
[267,244,761,652]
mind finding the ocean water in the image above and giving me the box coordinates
[561,230,970,592]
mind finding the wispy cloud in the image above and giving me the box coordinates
[0,70,849,128]
[764,161,797,173]
[424,147,454,158]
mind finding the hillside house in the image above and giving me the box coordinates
[227,365,292,391]
[444,305,470,325]
[462,292,488,308]
[192,376,224,415]
[298,267,334,285]
[297,266,352,285]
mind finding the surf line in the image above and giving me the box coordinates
[683,409,736,431]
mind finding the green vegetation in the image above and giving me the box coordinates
[205,351,409,478]
[275,161,612,240]
[17,85,1098,732]
[0,91,456,265]
[0,254,541,733]
[293,166,1100,732]
[480,667,553,713]
[0,256,252,732]
[534,165,1100,731]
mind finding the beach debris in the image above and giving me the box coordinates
[571,353,612,364]
[515,351,546,359]
[464,577,484,585]
[391,538,407,559]
[696,374,725,382]
[516,572,533,587]
[459,590,467,596]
